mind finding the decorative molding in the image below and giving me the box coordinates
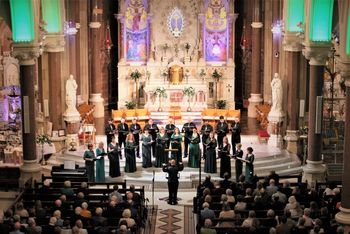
[283,32,302,52]
[251,22,263,28]
[336,59,350,87]
[89,22,102,29]
[302,42,332,66]
[12,44,41,65]
[44,34,65,52]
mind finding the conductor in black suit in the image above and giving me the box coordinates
[182,118,196,158]
[117,118,129,158]
[105,119,116,145]
[144,119,159,157]
[162,159,184,205]
[216,115,229,148]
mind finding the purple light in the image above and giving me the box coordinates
[271,20,283,35]
[212,44,221,55]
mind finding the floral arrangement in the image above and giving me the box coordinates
[37,134,52,145]
[125,101,136,109]
[154,87,167,98]
[199,69,206,78]
[216,100,227,109]
[212,69,222,80]
[184,42,191,52]
[130,69,142,81]
[183,87,196,97]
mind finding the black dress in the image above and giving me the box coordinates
[216,121,229,148]
[233,149,243,182]
[200,124,213,157]
[231,123,241,154]
[130,123,141,157]
[155,133,169,167]
[125,140,137,173]
[219,144,231,178]
[165,124,176,146]
[204,138,217,173]
[108,143,121,177]
[170,134,182,164]
[144,123,159,157]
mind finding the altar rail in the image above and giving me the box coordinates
[201,109,240,126]
[112,109,150,129]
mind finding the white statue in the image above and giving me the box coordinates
[66,74,78,110]
[271,73,283,113]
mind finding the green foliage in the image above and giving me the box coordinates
[183,87,196,97]
[212,69,222,80]
[130,70,142,81]
[36,134,52,145]
[154,87,167,98]
[216,100,226,109]
[125,101,136,109]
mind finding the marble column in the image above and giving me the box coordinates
[13,47,41,186]
[283,33,302,153]
[89,1,105,136]
[335,63,350,229]
[302,45,330,183]
[248,0,263,118]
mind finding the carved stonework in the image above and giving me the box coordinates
[283,32,303,52]
[336,59,350,86]
[3,55,20,87]
[302,42,332,66]
[12,45,41,65]
[44,34,65,52]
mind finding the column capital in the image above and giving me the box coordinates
[12,44,41,65]
[89,22,102,29]
[251,22,263,28]
[283,32,303,52]
[336,59,350,86]
[44,34,65,52]
[302,42,333,66]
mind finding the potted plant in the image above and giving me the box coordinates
[36,134,52,166]
[125,101,136,110]
[162,43,169,58]
[212,69,222,81]
[129,70,142,108]
[183,87,196,112]
[184,42,191,56]
[199,69,206,83]
[154,87,167,112]
[216,100,226,109]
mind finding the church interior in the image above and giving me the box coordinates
[0,0,350,233]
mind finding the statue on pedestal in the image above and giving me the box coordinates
[270,73,283,114]
[66,74,78,111]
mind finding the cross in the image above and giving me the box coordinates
[226,84,232,92]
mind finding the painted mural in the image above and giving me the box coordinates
[125,0,148,62]
[167,7,185,38]
[204,0,228,62]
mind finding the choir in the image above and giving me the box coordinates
[83,118,255,183]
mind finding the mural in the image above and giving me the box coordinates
[167,7,185,38]
[204,0,228,62]
[125,0,148,62]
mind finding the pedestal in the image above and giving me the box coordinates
[89,93,104,135]
[19,160,42,187]
[284,130,299,154]
[302,160,326,183]
[248,93,263,118]
[267,112,284,148]
[63,109,81,148]
[336,207,350,233]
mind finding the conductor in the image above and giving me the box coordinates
[162,159,184,205]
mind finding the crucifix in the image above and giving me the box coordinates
[226,84,232,93]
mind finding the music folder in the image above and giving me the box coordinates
[64,160,76,170]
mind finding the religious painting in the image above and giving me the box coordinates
[167,7,185,38]
[126,31,147,61]
[205,31,227,61]
[125,0,148,62]
[204,0,228,62]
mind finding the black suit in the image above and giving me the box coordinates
[182,122,196,157]
[165,124,176,146]
[163,162,184,204]
[144,123,159,157]
[200,123,213,157]
[105,123,116,144]
[117,123,129,149]
[216,121,228,148]
[130,123,141,156]
[231,123,241,154]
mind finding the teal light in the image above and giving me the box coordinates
[346,7,350,55]
[9,0,35,42]
[309,0,334,42]
[41,0,61,33]
[286,0,304,32]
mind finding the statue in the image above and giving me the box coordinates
[66,74,78,111]
[271,73,283,114]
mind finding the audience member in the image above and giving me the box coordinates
[200,202,215,220]
[216,202,235,228]
[9,222,24,234]
[200,219,217,234]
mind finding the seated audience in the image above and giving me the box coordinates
[200,219,217,234]
[200,202,215,220]
[60,181,75,198]
[119,209,136,228]
[216,202,235,228]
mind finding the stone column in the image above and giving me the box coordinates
[335,62,350,229]
[283,33,302,153]
[302,45,330,183]
[248,0,263,118]
[13,47,41,186]
[89,1,105,136]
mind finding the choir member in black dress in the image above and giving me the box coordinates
[219,136,231,178]
[125,133,138,173]
[165,118,176,146]
[182,118,196,158]
[200,120,213,158]
[245,147,255,184]
[230,121,241,154]
[130,117,141,158]
[155,127,169,167]
[170,127,182,164]
[233,143,243,182]
[204,132,217,173]
[117,118,129,159]
[105,119,116,145]
[140,129,153,168]
[108,137,121,177]
[144,119,159,157]
[216,116,229,148]
[83,144,95,182]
